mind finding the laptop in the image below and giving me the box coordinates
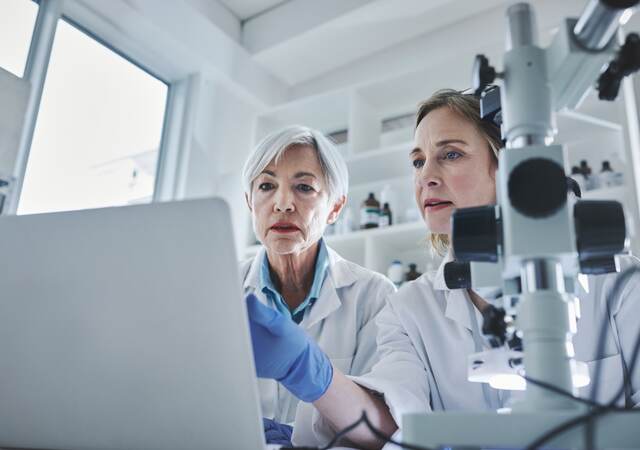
[0,198,268,450]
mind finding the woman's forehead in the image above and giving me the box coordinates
[263,145,323,175]
[415,108,480,148]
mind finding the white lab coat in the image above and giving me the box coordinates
[302,253,640,447]
[239,245,396,429]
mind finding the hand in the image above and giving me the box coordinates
[246,294,333,402]
[263,418,293,446]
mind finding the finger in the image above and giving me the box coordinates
[246,294,295,337]
[246,294,278,325]
[262,417,275,432]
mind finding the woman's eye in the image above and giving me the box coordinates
[258,182,274,191]
[444,150,462,160]
[412,159,425,169]
[297,184,314,193]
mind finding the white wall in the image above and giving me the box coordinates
[0,67,29,178]
[182,76,263,256]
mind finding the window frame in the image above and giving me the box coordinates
[8,0,196,213]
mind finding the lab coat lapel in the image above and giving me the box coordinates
[302,246,356,330]
[243,247,264,293]
[433,251,474,332]
[444,290,475,332]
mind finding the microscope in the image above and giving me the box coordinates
[404,0,640,448]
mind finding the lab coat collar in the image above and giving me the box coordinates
[325,245,359,289]
[302,246,358,329]
[432,249,478,332]
[432,250,454,291]
[445,289,477,332]
[242,244,358,328]
[243,244,357,290]
[244,246,265,291]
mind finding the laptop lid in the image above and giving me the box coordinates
[0,198,265,450]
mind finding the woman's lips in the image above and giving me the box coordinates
[271,227,299,233]
[424,200,453,212]
[270,222,300,233]
[425,203,453,212]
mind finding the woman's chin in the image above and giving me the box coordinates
[265,237,303,255]
[426,220,449,235]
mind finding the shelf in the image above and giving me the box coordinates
[242,221,429,267]
[346,141,414,185]
[328,220,424,243]
[255,89,350,138]
[581,185,626,201]
[556,110,622,145]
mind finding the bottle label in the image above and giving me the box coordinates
[379,215,390,227]
[360,207,379,226]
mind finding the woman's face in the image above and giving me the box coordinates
[411,106,497,235]
[247,145,345,255]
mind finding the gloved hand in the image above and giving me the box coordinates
[246,294,333,402]
[263,418,293,447]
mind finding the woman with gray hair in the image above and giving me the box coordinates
[240,125,395,445]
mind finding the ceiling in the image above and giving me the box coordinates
[73,0,613,106]
[218,0,290,21]
[242,0,508,85]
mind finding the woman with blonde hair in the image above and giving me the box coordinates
[246,91,640,449]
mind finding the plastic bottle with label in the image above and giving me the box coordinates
[380,202,392,227]
[608,153,625,187]
[598,160,616,188]
[360,193,380,229]
[387,260,404,287]
[579,160,597,191]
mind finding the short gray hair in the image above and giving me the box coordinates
[242,125,349,202]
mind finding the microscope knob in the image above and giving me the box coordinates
[451,205,499,263]
[444,261,471,289]
[472,54,496,96]
[598,33,640,100]
[574,200,626,274]
[508,158,567,218]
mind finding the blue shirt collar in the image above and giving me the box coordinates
[259,239,330,323]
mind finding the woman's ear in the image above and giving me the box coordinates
[245,192,252,212]
[326,195,347,225]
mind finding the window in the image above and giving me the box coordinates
[0,0,38,77]
[18,19,168,215]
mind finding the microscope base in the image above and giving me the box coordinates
[402,410,640,449]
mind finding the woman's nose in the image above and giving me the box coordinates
[418,161,442,188]
[274,189,295,212]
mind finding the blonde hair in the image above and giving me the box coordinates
[415,89,502,255]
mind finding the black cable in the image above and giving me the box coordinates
[360,413,435,450]
[590,266,639,404]
[522,375,603,409]
[297,411,435,450]
[316,413,366,450]
[302,267,640,450]
[606,284,640,408]
[524,265,640,450]
[523,406,640,450]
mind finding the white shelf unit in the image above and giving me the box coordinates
[244,77,640,273]
[245,221,438,275]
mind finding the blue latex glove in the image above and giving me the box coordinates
[246,293,333,402]
[263,418,293,446]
